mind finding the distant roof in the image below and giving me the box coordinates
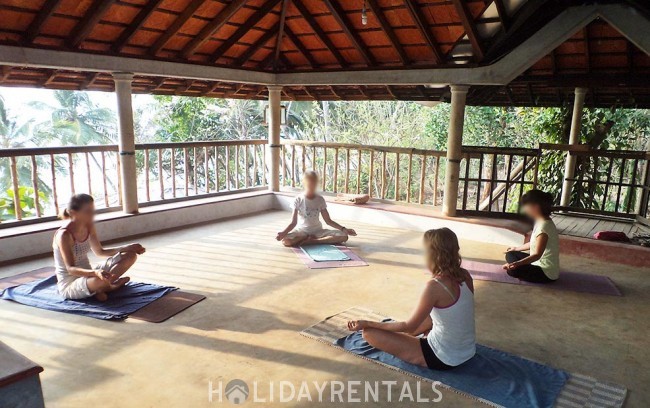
[0,0,648,107]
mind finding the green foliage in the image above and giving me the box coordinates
[0,187,46,220]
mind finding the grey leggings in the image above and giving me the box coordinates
[505,251,554,283]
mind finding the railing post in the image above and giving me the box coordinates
[113,72,139,214]
[442,85,469,217]
[560,87,587,208]
[268,85,282,192]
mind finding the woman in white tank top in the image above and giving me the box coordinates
[53,194,146,301]
[348,228,476,369]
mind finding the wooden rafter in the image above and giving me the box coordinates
[112,0,164,53]
[493,0,510,31]
[23,0,62,44]
[234,27,280,65]
[322,0,375,66]
[68,0,116,48]
[180,0,248,59]
[293,0,348,68]
[365,0,408,64]
[273,0,290,70]
[149,0,204,55]
[403,0,443,63]
[450,0,485,61]
[0,66,12,81]
[284,25,319,68]
[209,0,282,63]
[258,52,276,69]
[583,27,590,74]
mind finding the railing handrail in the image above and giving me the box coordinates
[0,139,268,158]
[281,139,446,157]
[539,143,650,159]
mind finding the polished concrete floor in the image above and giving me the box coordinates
[0,210,648,407]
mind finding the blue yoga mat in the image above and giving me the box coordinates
[301,244,351,262]
[1,276,176,320]
[337,331,568,408]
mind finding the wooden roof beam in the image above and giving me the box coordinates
[273,0,290,70]
[112,0,164,53]
[450,0,485,61]
[322,0,376,66]
[68,0,117,48]
[293,0,348,68]
[493,0,510,31]
[403,0,443,63]
[149,0,204,56]
[284,25,319,68]
[210,0,282,63]
[234,27,280,66]
[180,0,249,59]
[23,0,62,44]
[365,0,408,64]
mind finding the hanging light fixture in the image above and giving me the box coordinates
[361,0,368,25]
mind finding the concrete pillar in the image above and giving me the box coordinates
[442,85,470,217]
[560,87,588,208]
[113,72,138,214]
[268,85,282,192]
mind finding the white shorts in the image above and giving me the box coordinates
[57,253,122,300]
[286,228,347,240]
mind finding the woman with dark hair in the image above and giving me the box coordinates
[53,193,145,301]
[503,189,559,283]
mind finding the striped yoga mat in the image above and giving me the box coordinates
[301,307,627,408]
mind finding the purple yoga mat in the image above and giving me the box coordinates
[462,260,622,296]
[291,246,368,269]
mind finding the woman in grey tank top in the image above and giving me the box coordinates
[53,194,146,301]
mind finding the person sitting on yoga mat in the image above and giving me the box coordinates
[347,228,475,370]
[503,189,559,283]
[276,170,357,247]
[53,193,146,301]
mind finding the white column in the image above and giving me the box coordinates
[442,85,470,217]
[113,72,138,214]
[268,85,282,192]
[560,87,587,208]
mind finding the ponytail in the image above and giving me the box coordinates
[59,194,94,220]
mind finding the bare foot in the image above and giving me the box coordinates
[110,276,130,290]
[95,292,108,302]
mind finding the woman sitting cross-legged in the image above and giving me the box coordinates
[347,228,475,370]
[53,193,146,302]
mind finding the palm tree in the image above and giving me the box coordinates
[31,90,116,145]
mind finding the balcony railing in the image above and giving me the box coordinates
[0,140,267,225]
[2,139,648,226]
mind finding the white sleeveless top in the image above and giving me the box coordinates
[53,223,92,289]
[426,278,476,366]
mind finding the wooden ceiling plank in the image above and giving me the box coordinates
[450,0,485,61]
[365,0,408,64]
[322,0,376,66]
[293,0,348,68]
[284,25,319,68]
[149,0,204,56]
[273,0,290,70]
[210,0,282,62]
[403,0,443,63]
[68,0,117,49]
[24,0,62,44]
[180,0,249,59]
[112,0,164,53]
[234,27,280,65]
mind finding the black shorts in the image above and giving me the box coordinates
[419,338,454,370]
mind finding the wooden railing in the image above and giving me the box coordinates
[458,146,540,215]
[0,140,267,224]
[543,144,650,219]
[280,140,446,206]
[2,138,648,225]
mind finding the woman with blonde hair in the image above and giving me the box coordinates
[347,228,476,370]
